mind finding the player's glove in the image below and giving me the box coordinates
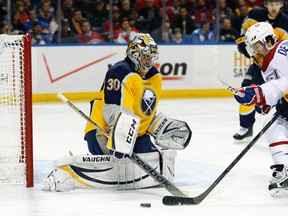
[255,104,271,115]
[235,36,250,59]
[235,84,266,106]
[276,95,288,119]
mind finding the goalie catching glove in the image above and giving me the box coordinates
[148,112,192,150]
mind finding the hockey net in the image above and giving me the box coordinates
[0,34,33,187]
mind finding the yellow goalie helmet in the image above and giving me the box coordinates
[126,33,159,77]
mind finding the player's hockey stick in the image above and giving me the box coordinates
[57,92,189,198]
[162,110,280,205]
[212,46,245,98]
[217,75,245,97]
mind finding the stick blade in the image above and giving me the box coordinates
[162,196,198,206]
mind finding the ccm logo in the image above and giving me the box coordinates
[126,119,137,144]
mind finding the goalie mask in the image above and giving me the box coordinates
[244,22,277,56]
[126,33,159,77]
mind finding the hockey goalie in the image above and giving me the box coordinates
[43,33,192,192]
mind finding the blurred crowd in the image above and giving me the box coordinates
[0,0,288,44]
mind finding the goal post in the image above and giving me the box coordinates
[0,34,33,187]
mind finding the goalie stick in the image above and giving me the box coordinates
[57,92,188,198]
[162,110,280,205]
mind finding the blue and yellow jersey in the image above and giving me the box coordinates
[85,57,162,137]
[241,8,288,65]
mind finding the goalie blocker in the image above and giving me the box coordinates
[107,111,140,159]
[43,150,176,192]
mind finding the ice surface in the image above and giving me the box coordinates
[1,98,287,216]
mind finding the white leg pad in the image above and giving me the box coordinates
[162,150,177,182]
[45,150,177,191]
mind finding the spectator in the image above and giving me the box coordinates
[77,19,106,44]
[283,0,288,14]
[219,17,239,42]
[30,21,52,44]
[166,0,181,20]
[86,0,108,33]
[11,10,26,34]
[36,0,55,13]
[151,19,174,42]
[70,9,85,34]
[0,1,8,23]
[171,5,196,35]
[103,6,121,33]
[15,1,29,24]
[52,18,80,44]
[49,10,61,37]
[0,21,23,35]
[212,0,235,21]
[154,0,174,7]
[128,9,149,32]
[232,0,251,33]
[136,0,159,10]
[246,0,264,8]
[24,7,43,33]
[204,0,215,9]
[179,0,195,10]
[172,27,183,43]
[113,17,139,43]
[21,0,34,11]
[0,21,8,34]
[148,7,169,32]
[120,0,132,19]
[36,1,53,35]
[73,0,91,12]
[225,0,238,10]
[191,0,213,27]
[234,0,252,16]
[62,0,74,21]
[190,19,214,43]
[138,0,159,24]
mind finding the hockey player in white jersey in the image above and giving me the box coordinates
[234,22,288,197]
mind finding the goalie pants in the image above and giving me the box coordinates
[85,129,157,155]
[239,63,264,128]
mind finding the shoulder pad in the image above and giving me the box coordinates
[273,12,288,30]
[145,67,160,79]
[248,8,268,21]
[107,61,135,81]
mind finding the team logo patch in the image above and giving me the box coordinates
[142,89,156,116]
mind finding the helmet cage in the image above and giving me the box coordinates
[126,33,159,76]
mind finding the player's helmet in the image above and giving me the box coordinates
[244,22,277,55]
[126,33,159,76]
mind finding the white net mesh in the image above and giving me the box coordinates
[0,35,27,184]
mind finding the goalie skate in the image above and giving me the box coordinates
[269,164,288,198]
[42,171,57,192]
[233,126,253,144]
